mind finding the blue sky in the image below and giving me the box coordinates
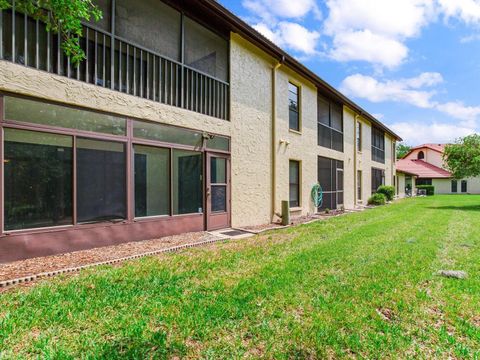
[219,0,480,145]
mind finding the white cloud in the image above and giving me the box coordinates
[323,0,435,68]
[436,102,480,126]
[243,0,321,22]
[438,0,480,24]
[340,73,442,108]
[341,72,480,128]
[329,31,408,68]
[324,0,435,38]
[390,122,475,145]
[253,21,320,55]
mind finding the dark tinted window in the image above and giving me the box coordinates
[289,160,300,207]
[451,180,458,193]
[77,139,126,222]
[134,145,170,217]
[372,127,385,163]
[288,83,300,131]
[173,150,203,214]
[461,180,467,193]
[371,168,385,193]
[416,178,432,186]
[4,129,73,230]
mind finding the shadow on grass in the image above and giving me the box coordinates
[427,205,480,212]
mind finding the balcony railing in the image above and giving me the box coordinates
[0,8,229,120]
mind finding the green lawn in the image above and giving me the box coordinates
[1,195,479,359]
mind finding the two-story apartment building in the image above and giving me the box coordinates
[396,144,480,196]
[0,0,401,262]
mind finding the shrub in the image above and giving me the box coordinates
[376,185,395,201]
[368,193,386,206]
[416,185,435,196]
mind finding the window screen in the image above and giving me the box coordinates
[134,145,170,217]
[77,139,126,223]
[184,17,228,81]
[115,0,181,61]
[87,0,111,31]
[173,150,203,214]
[289,160,300,207]
[372,127,385,163]
[371,168,385,193]
[317,96,343,152]
[4,129,73,230]
[318,156,343,211]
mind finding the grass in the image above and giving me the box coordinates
[0,195,479,359]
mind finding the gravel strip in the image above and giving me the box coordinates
[0,231,217,282]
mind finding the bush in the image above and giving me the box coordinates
[416,185,435,196]
[376,185,395,201]
[368,193,386,206]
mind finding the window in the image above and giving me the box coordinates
[133,120,203,147]
[173,150,203,214]
[357,170,362,201]
[371,127,385,163]
[134,145,170,217]
[289,160,300,207]
[318,97,343,152]
[77,139,126,223]
[86,0,111,31]
[288,83,300,131]
[416,178,432,186]
[356,121,362,152]
[418,151,425,160]
[115,0,181,61]
[371,168,385,193]
[4,129,73,230]
[451,180,458,193]
[184,17,229,81]
[5,96,126,136]
[461,180,468,193]
[318,156,344,210]
[392,142,396,163]
[210,157,227,212]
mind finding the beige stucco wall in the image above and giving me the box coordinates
[433,177,480,194]
[229,34,273,227]
[274,66,318,218]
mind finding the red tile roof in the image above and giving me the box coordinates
[396,159,452,178]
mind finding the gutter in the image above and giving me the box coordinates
[271,58,284,222]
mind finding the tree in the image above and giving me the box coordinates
[396,143,411,159]
[444,134,480,179]
[0,0,102,65]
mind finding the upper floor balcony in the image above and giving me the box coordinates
[0,0,230,120]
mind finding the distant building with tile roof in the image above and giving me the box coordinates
[395,143,480,197]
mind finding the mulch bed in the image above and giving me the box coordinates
[0,231,218,283]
